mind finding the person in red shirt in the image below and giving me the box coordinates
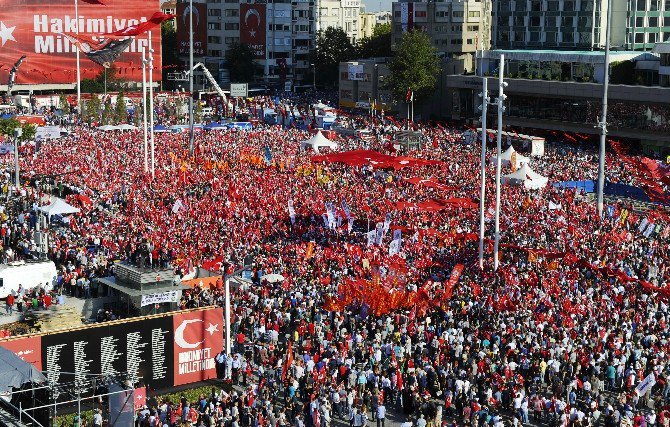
[6,294,14,315]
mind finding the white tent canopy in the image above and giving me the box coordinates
[97,125,118,131]
[502,163,548,189]
[300,131,338,153]
[39,198,80,218]
[117,124,138,131]
[491,145,530,169]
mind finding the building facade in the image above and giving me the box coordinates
[193,0,316,88]
[492,0,670,51]
[359,11,378,38]
[391,0,492,72]
[316,0,362,42]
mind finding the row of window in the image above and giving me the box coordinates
[630,32,670,44]
[498,30,592,43]
[499,0,594,13]
[634,0,670,11]
[393,10,480,19]
[632,15,666,27]
[500,16,594,27]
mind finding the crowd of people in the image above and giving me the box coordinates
[1,93,670,427]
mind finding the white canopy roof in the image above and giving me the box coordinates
[117,124,138,131]
[502,163,548,189]
[491,145,530,169]
[97,125,118,131]
[300,131,338,153]
[39,198,80,218]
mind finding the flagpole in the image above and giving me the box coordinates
[148,30,155,179]
[478,77,488,269]
[74,0,81,113]
[142,46,148,173]
[188,0,195,156]
[493,54,505,271]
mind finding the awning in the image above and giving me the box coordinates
[0,345,46,393]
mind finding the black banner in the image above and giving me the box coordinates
[41,315,174,398]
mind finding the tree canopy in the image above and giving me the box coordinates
[356,23,392,59]
[225,42,257,83]
[387,30,440,103]
[314,27,355,87]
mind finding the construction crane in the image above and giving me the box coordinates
[185,62,228,104]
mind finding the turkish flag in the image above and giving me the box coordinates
[172,308,224,386]
[105,12,176,36]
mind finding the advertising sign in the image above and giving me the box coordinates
[0,0,163,85]
[230,83,248,98]
[240,4,266,59]
[347,64,365,81]
[177,0,206,57]
[140,290,181,307]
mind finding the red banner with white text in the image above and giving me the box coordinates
[0,0,162,85]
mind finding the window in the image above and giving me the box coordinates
[530,31,540,41]
[635,33,645,43]
[453,11,464,17]
[208,50,221,57]
[450,38,463,44]
[651,0,659,9]
[394,10,401,17]
[436,11,448,17]
[224,9,238,17]
[224,37,239,44]
[208,23,221,30]
[340,89,352,99]
[649,16,659,26]
[208,9,221,16]
[467,25,479,31]
[530,16,541,26]
[649,32,658,43]
[578,17,592,27]
[207,36,221,44]
[415,10,427,17]
[548,1,559,11]
[666,0,670,10]
[468,11,480,17]
[531,0,542,11]
[466,38,474,44]
[225,23,239,30]
[637,0,646,9]
[563,0,575,11]
[563,16,574,26]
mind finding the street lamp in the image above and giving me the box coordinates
[310,63,316,90]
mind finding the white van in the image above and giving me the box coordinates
[0,260,57,298]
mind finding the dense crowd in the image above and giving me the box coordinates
[2,95,670,427]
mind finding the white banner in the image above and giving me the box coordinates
[375,222,385,246]
[635,373,656,396]
[400,2,409,31]
[638,218,649,234]
[389,238,402,256]
[172,199,184,214]
[140,290,181,307]
[393,229,402,241]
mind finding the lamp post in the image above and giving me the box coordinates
[142,46,148,173]
[188,0,195,156]
[597,0,613,216]
[477,78,490,269]
[493,54,507,271]
[148,31,155,179]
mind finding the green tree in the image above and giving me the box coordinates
[58,93,71,115]
[161,20,180,90]
[84,96,101,122]
[0,118,20,137]
[102,101,114,125]
[356,23,392,59]
[115,92,128,124]
[610,61,635,85]
[314,27,355,87]
[81,65,127,93]
[19,123,36,142]
[225,42,257,83]
[387,30,440,103]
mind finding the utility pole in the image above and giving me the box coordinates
[478,78,489,269]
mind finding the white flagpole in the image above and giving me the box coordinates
[142,46,148,173]
[493,54,505,270]
[478,77,488,269]
[225,275,231,354]
[74,0,81,113]
[148,30,155,179]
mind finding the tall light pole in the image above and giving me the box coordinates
[149,31,155,179]
[493,54,507,270]
[478,78,489,269]
[142,46,148,173]
[74,0,81,113]
[597,0,613,216]
[188,0,195,155]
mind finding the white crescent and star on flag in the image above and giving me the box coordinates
[0,21,17,47]
[174,318,221,349]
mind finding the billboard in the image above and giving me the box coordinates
[176,0,206,57]
[347,64,365,81]
[0,0,162,85]
[240,4,266,59]
[0,307,224,393]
